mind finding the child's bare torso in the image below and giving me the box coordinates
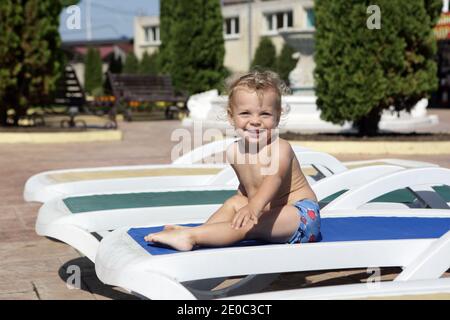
[229,139,317,210]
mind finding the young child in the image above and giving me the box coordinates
[144,70,321,251]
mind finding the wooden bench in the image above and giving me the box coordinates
[107,72,188,120]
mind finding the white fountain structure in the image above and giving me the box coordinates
[182,28,438,133]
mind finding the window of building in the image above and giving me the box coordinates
[144,26,160,43]
[306,8,315,28]
[265,11,293,32]
[224,17,240,37]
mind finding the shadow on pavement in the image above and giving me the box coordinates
[58,257,140,300]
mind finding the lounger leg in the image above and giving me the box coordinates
[37,224,100,262]
[395,230,450,281]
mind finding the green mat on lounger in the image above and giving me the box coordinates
[64,190,237,213]
[63,185,450,214]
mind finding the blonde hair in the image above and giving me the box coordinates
[226,69,291,121]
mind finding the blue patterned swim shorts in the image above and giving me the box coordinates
[287,199,321,244]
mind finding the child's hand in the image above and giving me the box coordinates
[231,205,259,229]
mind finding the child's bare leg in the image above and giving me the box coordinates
[146,204,300,251]
[247,205,300,243]
[205,194,248,224]
[163,194,248,231]
[146,221,253,251]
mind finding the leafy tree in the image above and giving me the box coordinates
[123,52,139,74]
[84,47,103,95]
[162,0,226,94]
[276,43,298,86]
[139,51,159,75]
[158,0,175,75]
[251,37,277,71]
[0,0,79,126]
[314,0,441,135]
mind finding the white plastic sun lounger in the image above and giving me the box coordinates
[95,210,450,300]
[36,165,446,260]
[24,138,238,203]
[94,168,450,300]
[35,153,406,262]
[24,137,436,204]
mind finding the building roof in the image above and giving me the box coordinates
[62,38,133,48]
[222,0,252,5]
[62,38,134,61]
[72,44,133,60]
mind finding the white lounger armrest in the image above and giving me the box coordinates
[313,165,403,200]
[323,167,450,211]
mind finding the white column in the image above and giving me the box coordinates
[444,0,449,13]
[248,2,252,68]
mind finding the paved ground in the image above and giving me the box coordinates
[0,109,449,300]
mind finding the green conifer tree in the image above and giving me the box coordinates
[84,47,103,95]
[163,0,226,94]
[314,0,441,135]
[139,51,159,75]
[251,37,277,71]
[158,0,175,75]
[123,52,139,74]
[276,43,298,86]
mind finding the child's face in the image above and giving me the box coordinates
[228,87,280,144]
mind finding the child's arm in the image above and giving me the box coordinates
[231,140,294,229]
[225,143,247,197]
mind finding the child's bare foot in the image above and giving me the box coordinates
[144,229,195,251]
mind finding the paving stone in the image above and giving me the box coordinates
[0,216,26,232]
[0,228,44,243]
[31,278,96,300]
[0,291,39,300]
[0,276,34,294]
[0,257,69,282]
[13,208,38,230]
[0,205,20,219]
[0,239,77,263]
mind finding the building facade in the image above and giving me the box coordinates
[133,0,315,73]
[134,16,161,60]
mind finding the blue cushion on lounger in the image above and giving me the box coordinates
[128,217,450,255]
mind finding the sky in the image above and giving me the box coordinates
[59,0,159,42]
